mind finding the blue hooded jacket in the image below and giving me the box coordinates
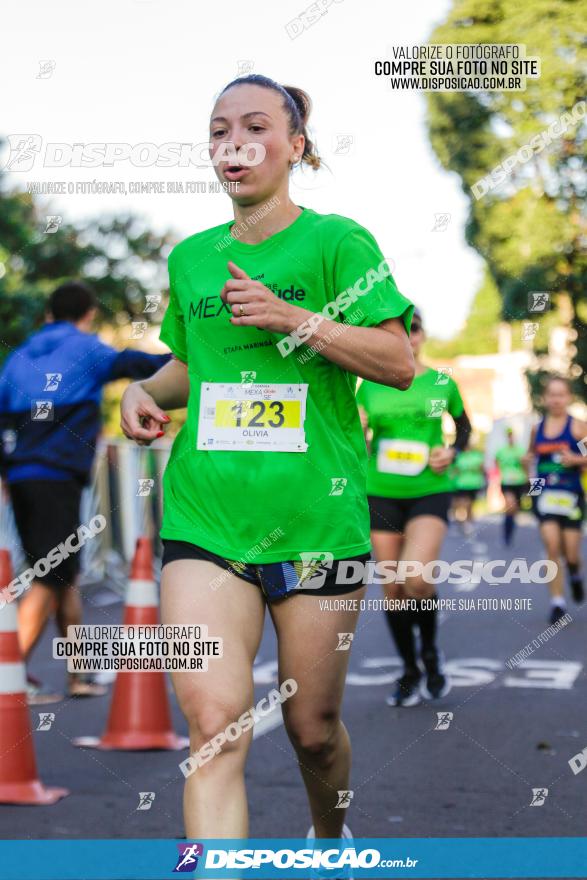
[0,322,169,483]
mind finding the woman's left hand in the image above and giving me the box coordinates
[220,261,300,333]
[429,445,455,474]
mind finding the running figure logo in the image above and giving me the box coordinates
[137,479,155,497]
[434,712,453,731]
[44,373,62,391]
[297,552,334,589]
[434,367,452,385]
[427,399,448,418]
[431,212,451,232]
[36,712,55,731]
[527,478,546,496]
[333,135,354,155]
[173,843,204,872]
[528,292,550,312]
[335,790,354,808]
[131,322,148,339]
[3,134,42,171]
[529,788,548,806]
[44,216,62,234]
[336,633,354,652]
[240,371,256,383]
[136,792,155,811]
[31,401,53,421]
[330,477,348,496]
[37,60,56,79]
[143,294,162,313]
[522,322,539,341]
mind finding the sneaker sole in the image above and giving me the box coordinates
[386,691,421,707]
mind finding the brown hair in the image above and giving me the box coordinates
[544,375,572,393]
[218,74,321,170]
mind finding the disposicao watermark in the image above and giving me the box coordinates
[472,100,586,200]
[179,678,298,778]
[277,259,394,357]
[0,515,107,608]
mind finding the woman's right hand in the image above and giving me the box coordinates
[121,382,171,446]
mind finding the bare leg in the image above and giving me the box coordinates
[561,528,582,568]
[399,515,448,602]
[561,528,584,604]
[17,581,57,661]
[539,521,564,602]
[162,560,265,839]
[55,582,82,635]
[269,588,365,839]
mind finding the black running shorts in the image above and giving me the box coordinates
[9,478,85,589]
[162,539,370,602]
[501,483,528,501]
[367,492,452,533]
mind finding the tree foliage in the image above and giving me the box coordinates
[426,0,587,399]
[0,161,173,362]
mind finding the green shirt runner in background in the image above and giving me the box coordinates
[356,368,464,499]
[452,449,486,492]
[159,207,413,561]
[495,444,527,486]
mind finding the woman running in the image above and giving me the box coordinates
[357,310,471,707]
[450,441,486,536]
[524,376,586,624]
[120,74,415,846]
[495,426,528,546]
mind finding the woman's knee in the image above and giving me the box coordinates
[180,694,250,753]
[402,575,434,600]
[283,706,340,764]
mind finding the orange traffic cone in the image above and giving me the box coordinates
[0,549,69,804]
[74,537,188,751]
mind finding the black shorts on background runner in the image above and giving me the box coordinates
[501,483,529,501]
[532,491,585,531]
[162,539,370,602]
[453,488,481,501]
[9,478,85,589]
[367,492,452,533]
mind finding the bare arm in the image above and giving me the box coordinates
[563,418,587,467]
[522,425,537,475]
[139,356,190,409]
[221,262,415,390]
[120,356,189,444]
[288,314,415,389]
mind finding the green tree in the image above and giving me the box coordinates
[0,161,174,362]
[426,0,587,398]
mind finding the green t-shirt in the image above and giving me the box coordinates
[495,444,527,486]
[356,368,464,499]
[159,207,413,561]
[452,450,486,491]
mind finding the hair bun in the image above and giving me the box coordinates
[282,85,312,125]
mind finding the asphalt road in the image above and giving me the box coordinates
[1,515,585,870]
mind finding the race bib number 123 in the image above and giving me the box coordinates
[197,382,308,452]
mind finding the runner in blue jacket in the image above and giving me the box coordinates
[0,281,169,700]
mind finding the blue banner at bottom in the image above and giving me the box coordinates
[0,838,585,879]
